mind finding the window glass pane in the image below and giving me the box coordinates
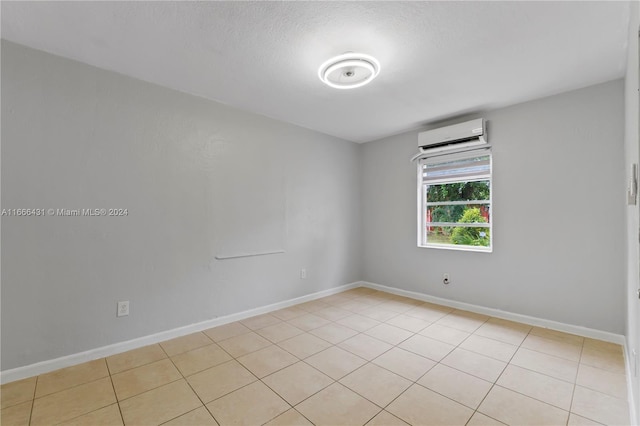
[425,226,454,244]
[425,226,491,247]
[426,204,490,225]
[425,181,490,202]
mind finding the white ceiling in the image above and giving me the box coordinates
[1,1,631,143]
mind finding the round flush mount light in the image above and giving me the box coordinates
[318,53,380,89]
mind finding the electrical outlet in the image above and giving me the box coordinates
[300,268,307,279]
[443,273,450,285]
[117,301,129,317]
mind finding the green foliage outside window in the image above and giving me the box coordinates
[450,208,490,246]
[427,181,489,204]
[426,181,490,246]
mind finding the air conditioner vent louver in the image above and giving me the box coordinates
[411,118,488,162]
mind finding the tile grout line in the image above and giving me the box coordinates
[420,314,495,425]
[176,326,329,425]
[312,303,494,424]
[322,290,428,424]
[158,337,228,425]
[516,346,582,366]
[33,342,268,420]
[191,309,323,421]
[256,378,314,425]
[247,299,364,424]
[111,339,217,423]
[267,296,410,423]
[293,344,388,424]
[111,365,183,401]
[421,311,622,422]
[423,318,598,391]
[465,323,533,425]
[569,340,585,424]
[307,296,502,423]
[156,406,210,426]
[29,361,112,396]
[27,374,38,426]
[567,338,614,426]
[509,337,628,407]
[104,347,171,376]
[565,339,584,426]
[104,357,126,426]
[28,373,116,425]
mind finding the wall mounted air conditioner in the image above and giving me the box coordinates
[411,118,487,161]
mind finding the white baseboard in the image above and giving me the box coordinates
[361,281,626,345]
[0,281,360,384]
[2,280,628,387]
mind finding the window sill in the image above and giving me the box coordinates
[418,243,492,253]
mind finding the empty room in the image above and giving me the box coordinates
[1,1,639,425]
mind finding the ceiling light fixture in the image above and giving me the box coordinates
[318,53,380,90]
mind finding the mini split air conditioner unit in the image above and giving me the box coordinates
[411,118,488,161]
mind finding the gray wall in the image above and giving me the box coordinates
[0,40,629,373]
[624,0,640,417]
[361,80,626,333]
[1,41,362,370]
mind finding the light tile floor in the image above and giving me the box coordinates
[0,288,630,425]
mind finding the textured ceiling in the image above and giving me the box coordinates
[1,1,631,143]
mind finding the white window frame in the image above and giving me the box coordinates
[417,149,493,252]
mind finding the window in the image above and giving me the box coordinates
[418,150,492,251]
